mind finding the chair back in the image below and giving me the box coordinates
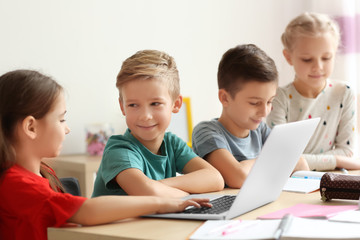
[60,177,81,196]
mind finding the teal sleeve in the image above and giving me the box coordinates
[101,146,144,190]
[167,132,197,173]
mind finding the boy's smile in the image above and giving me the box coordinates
[119,78,181,154]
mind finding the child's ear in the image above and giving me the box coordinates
[22,116,37,139]
[119,97,126,116]
[218,89,230,107]
[283,49,293,65]
[172,95,183,113]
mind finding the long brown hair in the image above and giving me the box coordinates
[0,69,65,192]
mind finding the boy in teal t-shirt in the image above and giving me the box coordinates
[93,130,197,196]
[92,50,224,198]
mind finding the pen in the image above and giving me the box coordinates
[273,214,293,240]
[222,220,259,236]
[208,219,242,235]
[291,176,321,180]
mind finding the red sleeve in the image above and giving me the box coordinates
[45,192,87,227]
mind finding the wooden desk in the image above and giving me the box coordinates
[43,154,102,198]
[47,187,359,240]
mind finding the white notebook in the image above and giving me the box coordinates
[190,217,360,240]
[283,171,326,193]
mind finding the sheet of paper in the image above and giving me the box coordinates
[189,220,279,240]
[258,203,358,219]
[284,217,360,239]
[190,217,360,240]
[283,177,320,193]
[329,210,360,223]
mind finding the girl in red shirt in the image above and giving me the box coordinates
[0,70,211,240]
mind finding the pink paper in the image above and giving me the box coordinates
[258,204,358,219]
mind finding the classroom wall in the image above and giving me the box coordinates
[0,0,312,154]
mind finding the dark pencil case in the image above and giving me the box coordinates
[320,172,360,201]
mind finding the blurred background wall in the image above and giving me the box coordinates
[0,0,358,154]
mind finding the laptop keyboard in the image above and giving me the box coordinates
[183,195,236,214]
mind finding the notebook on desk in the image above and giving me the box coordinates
[144,118,320,220]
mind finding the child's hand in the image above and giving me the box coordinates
[293,156,310,173]
[157,198,212,214]
[336,155,360,170]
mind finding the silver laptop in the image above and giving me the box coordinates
[145,118,320,220]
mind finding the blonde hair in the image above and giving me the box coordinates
[281,12,340,51]
[116,50,180,101]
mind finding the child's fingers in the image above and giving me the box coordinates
[186,198,212,208]
[159,198,212,213]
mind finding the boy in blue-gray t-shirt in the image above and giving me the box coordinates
[92,50,224,198]
[192,44,310,188]
[193,120,270,162]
